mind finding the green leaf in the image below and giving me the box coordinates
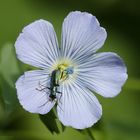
[0,43,20,87]
[0,74,17,115]
[0,43,20,115]
[39,109,60,134]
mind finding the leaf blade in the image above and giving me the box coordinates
[39,109,60,134]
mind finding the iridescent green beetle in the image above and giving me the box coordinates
[48,66,74,101]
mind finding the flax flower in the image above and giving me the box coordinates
[15,11,127,129]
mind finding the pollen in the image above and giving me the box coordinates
[49,57,77,84]
[51,57,75,71]
[58,64,68,71]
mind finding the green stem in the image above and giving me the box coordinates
[86,128,96,140]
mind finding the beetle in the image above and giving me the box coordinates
[36,66,74,103]
[48,66,74,101]
[47,69,62,101]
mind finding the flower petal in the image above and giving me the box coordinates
[16,70,55,114]
[15,19,59,69]
[61,11,107,62]
[57,81,102,129]
[77,52,128,97]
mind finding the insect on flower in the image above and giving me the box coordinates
[36,66,74,103]
[35,66,73,110]
[15,11,128,129]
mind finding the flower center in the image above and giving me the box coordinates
[54,64,74,84]
[50,57,77,85]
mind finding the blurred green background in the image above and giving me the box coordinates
[0,0,140,140]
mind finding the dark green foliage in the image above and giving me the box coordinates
[39,109,60,134]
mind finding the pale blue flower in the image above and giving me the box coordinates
[15,11,127,129]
